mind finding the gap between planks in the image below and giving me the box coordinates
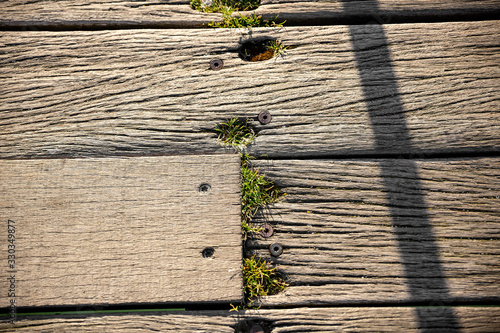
[1,307,500,332]
[1,0,500,29]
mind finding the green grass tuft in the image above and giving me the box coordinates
[214,118,287,307]
[190,0,284,28]
[240,160,280,224]
[191,0,260,12]
[208,8,285,28]
[214,119,282,238]
[214,117,256,151]
[243,255,287,301]
[266,39,289,59]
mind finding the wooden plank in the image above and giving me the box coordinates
[247,158,500,306]
[1,22,499,159]
[1,307,500,332]
[1,0,499,29]
[0,154,242,307]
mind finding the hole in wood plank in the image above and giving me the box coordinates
[239,38,287,62]
[202,247,215,258]
[199,183,211,193]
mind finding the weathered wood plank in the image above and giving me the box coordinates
[247,158,500,306]
[1,0,499,29]
[1,22,499,159]
[0,154,242,307]
[1,307,499,332]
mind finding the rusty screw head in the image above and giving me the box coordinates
[260,224,273,238]
[210,58,223,70]
[258,111,272,124]
[202,247,215,258]
[269,243,283,257]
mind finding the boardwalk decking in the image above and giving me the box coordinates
[0,0,499,331]
[0,155,242,307]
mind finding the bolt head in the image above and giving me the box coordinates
[210,58,223,70]
[260,224,273,238]
[258,111,272,124]
[269,242,283,257]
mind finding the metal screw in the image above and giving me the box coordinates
[210,58,223,71]
[202,247,215,258]
[199,184,211,193]
[260,224,273,238]
[269,243,283,256]
[258,111,272,124]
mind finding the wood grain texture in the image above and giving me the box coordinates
[0,154,242,307]
[1,307,500,332]
[1,0,499,29]
[246,158,500,306]
[1,22,499,159]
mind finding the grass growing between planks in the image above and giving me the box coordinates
[241,154,281,236]
[191,0,260,12]
[190,0,285,28]
[215,117,287,307]
[243,255,287,299]
[215,117,282,239]
[209,8,285,28]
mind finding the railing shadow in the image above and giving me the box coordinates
[341,0,461,330]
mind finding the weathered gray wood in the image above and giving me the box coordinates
[1,22,499,159]
[1,307,499,332]
[247,158,500,306]
[1,0,499,29]
[0,154,242,307]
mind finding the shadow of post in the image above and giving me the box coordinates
[341,1,460,330]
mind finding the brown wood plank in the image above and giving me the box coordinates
[0,154,242,307]
[1,22,499,159]
[1,0,499,29]
[246,158,500,306]
[1,307,500,332]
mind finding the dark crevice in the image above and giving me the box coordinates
[4,300,500,321]
[253,150,500,161]
[1,10,500,31]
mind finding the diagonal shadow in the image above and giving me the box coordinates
[341,1,461,331]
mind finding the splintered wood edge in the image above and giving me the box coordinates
[1,22,499,159]
[0,154,243,307]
